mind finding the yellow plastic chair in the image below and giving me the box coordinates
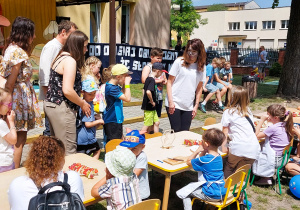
[235,164,252,210]
[126,199,161,210]
[105,139,122,153]
[145,132,163,139]
[204,117,217,126]
[191,170,246,210]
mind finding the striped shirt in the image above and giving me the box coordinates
[98,174,141,210]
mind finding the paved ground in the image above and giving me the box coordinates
[22,100,204,165]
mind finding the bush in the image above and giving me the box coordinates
[269,62,282,77]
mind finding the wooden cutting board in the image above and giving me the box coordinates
[163,156,188,165]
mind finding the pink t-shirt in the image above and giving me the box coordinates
[263,122,289,156]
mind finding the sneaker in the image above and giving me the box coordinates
[218,105,225,111]
[200,104,206,113]
[254,178,272,186]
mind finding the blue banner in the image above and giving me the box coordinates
[88,43,179,84]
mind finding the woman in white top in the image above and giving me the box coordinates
[8,136,84,210]
[165,39,206,132]
[221,86,260,178]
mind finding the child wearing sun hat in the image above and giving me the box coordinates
[91,146,141,209]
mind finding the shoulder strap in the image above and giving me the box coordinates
[38,173,70,194]
[245,116,256,133]
[52,54,71,71]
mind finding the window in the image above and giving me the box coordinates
[90,4,101,43]
[262,21,275,29]
[245,21,257,30]
[228,22,240,30]
[121,5,130,43]
[281,20,289,29]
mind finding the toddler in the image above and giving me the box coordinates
[103,64,132,142]
[220,62,233,83]
[81,56,102,83]
[0,88,17,173]
[77,77,104,159]
[91,146,141,209]
[177,128,227,210]
[254,104,293,185]
[120,128,150,200]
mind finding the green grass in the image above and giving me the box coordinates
[257,195,269,203]
[292,205,300,210]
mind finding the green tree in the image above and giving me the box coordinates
[170,0,207,41]
[276,0,300,97]
[207,4,228,12]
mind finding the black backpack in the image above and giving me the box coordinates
[28,173,86,210]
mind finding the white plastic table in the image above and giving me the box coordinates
[144,131,226,210]
[0,153,106,209]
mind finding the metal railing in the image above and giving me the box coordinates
[206,48,279,67]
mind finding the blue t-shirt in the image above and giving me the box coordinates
[77,102,97,145]
[258,50,268,63]
[191,154,227,199]
[206,64,213,84]
[212,67,220,82]
[103,82,124,124]
[220,68,233,81]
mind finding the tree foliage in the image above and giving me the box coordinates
[207,4,228,12]
[170,0,208,39]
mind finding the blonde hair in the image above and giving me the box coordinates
[226,86,250,117]
[102,64,114,83]
[220,57,226,66]
[81,56,102,84]
[224,61,231,67]
[212,58,222,68]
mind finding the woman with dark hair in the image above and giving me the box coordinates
[1,16,43,168]
[165,38,206,132]
[8,135,84,210]
[44,30,90,155]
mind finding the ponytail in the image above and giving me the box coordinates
[284,110,294,141]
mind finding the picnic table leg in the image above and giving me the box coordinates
[162,174,171,210]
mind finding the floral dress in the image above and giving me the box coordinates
[0,44,43,131]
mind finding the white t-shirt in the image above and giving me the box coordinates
[135,151,150,199]
[221,108,260,160]
[0,118,13,166]
[165,58,206,111]
[39,38,63,100]
[8,171,84,210]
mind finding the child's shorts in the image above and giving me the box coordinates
[77,142,100,156]
[212,81,229,90]
[144,110,159,126]
[104,122,123,142]
[205,83,218,93]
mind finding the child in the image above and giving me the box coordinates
[77,77,104,159]
[91,146,141,209]
[0,88,17,173]
[220,57,226,69]
[253,104,293,185]
[176,128,227,210]
[141,62,166,133]
[81,56,102,83]
[220,61,233,83]
[211,58,232,108]
[120,128,150,200]
[221,86,260,178]
[200,62,224,113]
[103,64,132,142]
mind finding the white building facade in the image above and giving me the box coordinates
[191,7,290,49]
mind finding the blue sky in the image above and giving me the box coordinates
[192,0,291,8]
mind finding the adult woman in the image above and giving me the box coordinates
[165,39,206,132]
[1,17,43,168]
[44,30,90,155]
[8,135,84,210]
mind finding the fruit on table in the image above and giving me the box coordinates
[184,139,202,146]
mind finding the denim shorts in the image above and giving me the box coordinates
[205,83,218,93]
[212,81,229,90]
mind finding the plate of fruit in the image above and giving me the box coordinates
[254,120,268,128]
[183,139,202,146]
[69,163,98,179]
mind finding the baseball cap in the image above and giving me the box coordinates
[0,15,10,27]
[105,146,136,177]
[120,129,146,148]
[152,62,168,74]
[111,64,133,76]
[82,76,98,92]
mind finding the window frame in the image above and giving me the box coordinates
[262,20,276,30]
[280,20,289,29]
[228,22,240,31]
[244,21,257,30]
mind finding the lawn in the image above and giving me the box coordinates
[88,75,300,210]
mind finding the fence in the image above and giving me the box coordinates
[206,48,279,67]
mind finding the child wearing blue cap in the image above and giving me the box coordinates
[77,76,104,159]
[120,128,150,200]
